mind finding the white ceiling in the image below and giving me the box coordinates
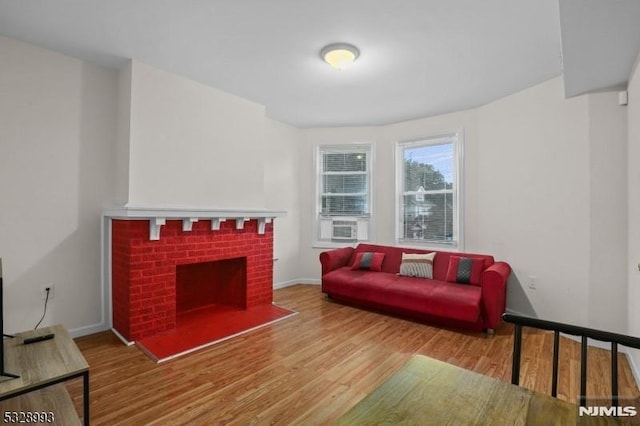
[0,0,638,128]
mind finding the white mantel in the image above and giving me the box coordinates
[103,204,286,240]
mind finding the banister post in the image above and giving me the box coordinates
[511,324,522,386]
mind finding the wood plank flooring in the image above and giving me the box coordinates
[69,284,639,425]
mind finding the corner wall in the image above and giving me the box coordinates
[475,78,591,326]
[264,119,303,286]
[0,36,117,334]
[587,92,627,332]
[115,61,132,205]
[628,52,640,376]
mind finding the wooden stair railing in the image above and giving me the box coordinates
[502,313,640,407]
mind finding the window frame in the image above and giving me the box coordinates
[314,143,373,248]
[395,131,464,250]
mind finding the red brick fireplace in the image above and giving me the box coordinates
[108,209,280,342]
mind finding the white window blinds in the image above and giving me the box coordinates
[320,149,369,216]
[316,145,371,244]
[397,133,462,247]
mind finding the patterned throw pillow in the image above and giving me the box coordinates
[445,256,484,285]
[398,252,436,279]
[351,252,386,272]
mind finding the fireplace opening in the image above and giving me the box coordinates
[176,257,247,322]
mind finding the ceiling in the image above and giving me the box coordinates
[0,0,639,128]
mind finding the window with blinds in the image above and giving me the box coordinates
[397,133,462,247]
[316,145,371,244]
[321,150,369,215]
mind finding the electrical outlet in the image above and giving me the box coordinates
[41,284,55,300]
[528,275,537,290]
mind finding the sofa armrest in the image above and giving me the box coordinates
[319,246,355,276]
[481,261,511,330]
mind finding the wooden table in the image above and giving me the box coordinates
[0,325,89,425]
[337,355,630,425]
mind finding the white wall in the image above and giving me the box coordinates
[588,92,627,332]
[0,36,117,335]
[298,77,628,330]
[297,126,383,281]
[264,119,302,287]
[383,110,479,247]
[127,60,267,209]
[476,78,591,326]
[115,61,132,205]
[628,52,640,375]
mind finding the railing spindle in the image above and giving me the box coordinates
[612,342,618,407]
[552,330,559,397]
[512,324,522,386]
[502,313,640,408]
[580,336,587,407]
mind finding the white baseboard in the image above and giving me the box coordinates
[504,308,528,316]
[68,322,134,347]
[273,279,320,289]
[68,322,110,338]
[626,350,640,389]
[110,327,135,346]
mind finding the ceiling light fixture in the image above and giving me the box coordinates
[320,43,360,70]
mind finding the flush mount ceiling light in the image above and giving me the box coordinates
[320,43,360,70]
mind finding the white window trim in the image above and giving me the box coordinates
[395,130,464,251]
[313,142,374,248]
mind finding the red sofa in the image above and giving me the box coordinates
[320,243,511,334]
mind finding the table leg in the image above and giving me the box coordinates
[83,371,90,425]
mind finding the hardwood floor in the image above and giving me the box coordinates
[70,284,639,425]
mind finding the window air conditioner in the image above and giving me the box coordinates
[331,220,358,240]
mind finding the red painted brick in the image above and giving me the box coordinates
[111,218,274,341]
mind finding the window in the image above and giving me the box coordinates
[396,132,462,248]
[316,145,371,244]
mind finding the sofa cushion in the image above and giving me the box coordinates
[445,256,484,285]
[322,268,481,324]
[349,243,495,281]
[351,243,437,275]
[399,252,435,278]
[351,252,385,272]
